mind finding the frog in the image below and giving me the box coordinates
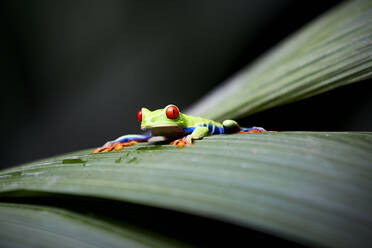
[92,104,273,153]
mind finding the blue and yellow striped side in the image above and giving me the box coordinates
[183,123,225,135]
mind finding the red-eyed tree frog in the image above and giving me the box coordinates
[93,104,273,153]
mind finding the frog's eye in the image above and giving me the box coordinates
[165,105,179,119]
[137,109,142,122]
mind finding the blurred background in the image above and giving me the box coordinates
[1,0,371,169]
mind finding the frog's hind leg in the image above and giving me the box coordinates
[239,127,268,133]
[93,133,150,153]
[222,120,241,133]
[222,120,270,133]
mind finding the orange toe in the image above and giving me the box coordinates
[102,146,114,152]
[93,145,111,153]
[113,141,138,151]
[176,141,186,148]
[92,148,101,153]
[170,140,180,145]
[171,137,191,148]
[122,140,138,147]
[114,143,123,151]
[239,129,265,133]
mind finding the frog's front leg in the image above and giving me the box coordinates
[170,126,209,148]
[93,134,150,153]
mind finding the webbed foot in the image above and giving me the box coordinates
[170,136,192,148]
[238,129,264,133]
[239,127,277,133]
[92,141,138,153]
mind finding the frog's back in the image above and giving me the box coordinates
[182,114,224,134]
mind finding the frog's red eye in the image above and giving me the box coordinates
[137,109,142,122]
[166,105,179,119]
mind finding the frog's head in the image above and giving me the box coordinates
[137,104,186,137]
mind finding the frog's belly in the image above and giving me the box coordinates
[150,126,187,138]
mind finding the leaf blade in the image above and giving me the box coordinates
[186,0,372,120]
[1,132,371,247]
[0,202,184,248]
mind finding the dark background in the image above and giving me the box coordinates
[1,0,370,169]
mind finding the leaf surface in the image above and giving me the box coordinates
[0,202,183,248]
[1,132,371,247]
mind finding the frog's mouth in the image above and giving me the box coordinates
[142,125,185,137]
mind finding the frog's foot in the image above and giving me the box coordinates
[92,141,138,153]
[170,136,192,148]
[239,127,270,133]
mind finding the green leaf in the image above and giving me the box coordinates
[1,132,372,247]
[0,202,184,248]
[187,0,372,120]
[2,1,372,247]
